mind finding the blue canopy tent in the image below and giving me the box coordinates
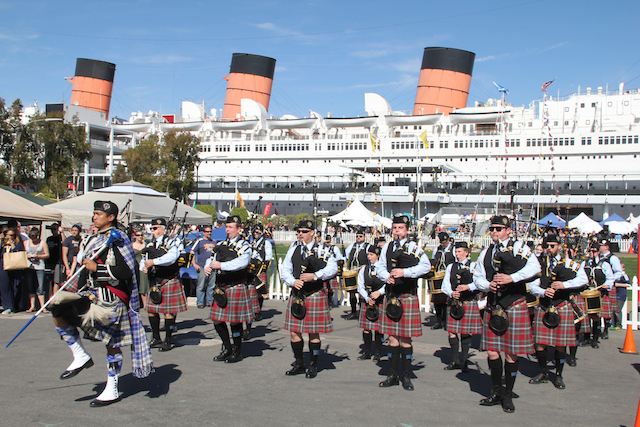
[599,213,627,225]
[537,213,566,228]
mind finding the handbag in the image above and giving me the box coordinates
[3,250,29,271]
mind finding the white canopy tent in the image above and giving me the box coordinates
[0,188,62,222]
[607,221,637,235]
[48,181,212,228]
[325,199,390,230]
[567,212,603,235]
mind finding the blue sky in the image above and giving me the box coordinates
[1,0,639,121]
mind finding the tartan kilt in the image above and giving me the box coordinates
[327,277,340,292]
[601,293,615,319]
[380,294,423,338]
[145,276,188,314]
[246,284,260,313]
[533,302,575,347]
[431,292,448,305]
[210,284,254,323]
[79,290,132,348]
[447,299,482,335]
[284,289,333,334]
[358,303,381,332]
[573,295,591,333]
[481,297,533,355]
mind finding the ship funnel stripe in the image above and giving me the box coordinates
[230,53,276,79]
[74,58,116,82]
[420,47,475,76]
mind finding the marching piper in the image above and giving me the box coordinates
[376,215,431,391]
[441,241,480,373]
[528,235,588,389]
[282,220,337,379]
[205,215,253,363]
[580,241,614,348]
[598,239,623,339]
[356,245,385,362]
[344,228,371,319]
[474,216,540,413]
[431,232,455,329]
[248,223,273,322]
[50,200,153,407]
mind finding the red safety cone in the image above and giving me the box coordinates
[620,325,639,354]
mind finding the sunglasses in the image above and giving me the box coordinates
[135,234,143,237]
[489,226,505,231]
[151,226,160,230]
[204,230,212,233]
[297,229,312,234]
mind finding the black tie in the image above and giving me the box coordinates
[393,240,399,252]
[550,257,557,271]
[301,243,308,259]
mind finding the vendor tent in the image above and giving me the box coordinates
[537,212,566,228]
[0,188,62,222]
[567,212,602,234]
[327,199,390,229]
[599,213,627,225]
[48,181,212,228]
[599,213,635,235]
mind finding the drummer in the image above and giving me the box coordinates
[344,228,371,319]
[431,232,455,329]
[580,241,614,349]
[321,233,343,307]
[355,245,385,362]
[528,235,588,390]
[441,242,479,373]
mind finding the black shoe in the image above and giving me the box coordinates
[479,389,503,406]
[372,353,381,362]
[254,312,262,321]
[460,362,470,373]
[444,362,461,371]
[286,363,307,376]
[567,355,577,367]
[225,347,242,363]
[379,374,400,387]
[529,373,549,384]
[243,329,251,341]
[159,341,173,352]
[601,329,609,339]
[553,375,566,389]
[431,322,443,330]
[580,339,591,347]
[197,305,205,309]
[89,396,121,407]
[401,373,414,391]
[357,352,371,360]
[591,341,600,349]
[346,312,359,320]
[501,393,515,413]
[305,364,318,378]
[149,338,163,348]
[213,346,232,362]
[60,358,94,380]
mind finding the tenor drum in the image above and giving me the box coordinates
[581,289,602,314]
[427,270,445,295]
[340,269,358,292]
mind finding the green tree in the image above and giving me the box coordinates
[196,205,217,223]
[112,136,160,186]
[0,99,40,187]
[229,206,249,223]
[158,130,201,203]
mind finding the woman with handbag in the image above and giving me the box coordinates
[1,228,26,314]
[24,227,50,313]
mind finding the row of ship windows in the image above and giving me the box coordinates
[598,135,638,145]
[526,138,575,147]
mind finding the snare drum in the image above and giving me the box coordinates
[340,269,359,292]
[427,269,445,294]
[581,288,602,314]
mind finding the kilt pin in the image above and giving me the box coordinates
[284,289,333,334]
[145,276,188,314]
[210,284,254,324]
[380,294,423,338]
[447,299,482,335]
[481,297,534,356]
[533,301,576,347]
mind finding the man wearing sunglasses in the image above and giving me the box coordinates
[344,228,370,319]
[473,216,540,413]
[282,220,337,378]
[598,239,623,339]
[528,234,588,390]
[142,218,187,352]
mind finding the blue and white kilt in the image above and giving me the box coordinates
[79,289,132,348]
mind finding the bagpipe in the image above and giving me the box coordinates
[384,243,420,322]
[209,238,251,308]
[291,244,331,320]
[6,230,123,348]
[541,258,580,328]
[449,264,475,321]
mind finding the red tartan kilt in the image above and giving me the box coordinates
[246,284,260,313]
[210,284,253,323]
[327,277,340,291]
[380,294,423,338]
[257,271,268,294]
[431,292,448,304]
[358,303,381,331]
[146,276,188,314]
[533,302,576,347]
[447,299,482,335]
[284,289,333,334]
[601,293,615,318]
[481,297,533,355]
[574,295,591,333]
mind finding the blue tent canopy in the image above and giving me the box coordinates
[599,213,627,225]
[537,212,566,228]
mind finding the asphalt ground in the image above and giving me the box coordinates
[1,299,639,427]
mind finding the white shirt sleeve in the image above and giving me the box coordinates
[441,264,454,297]
[281,243,298,288]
